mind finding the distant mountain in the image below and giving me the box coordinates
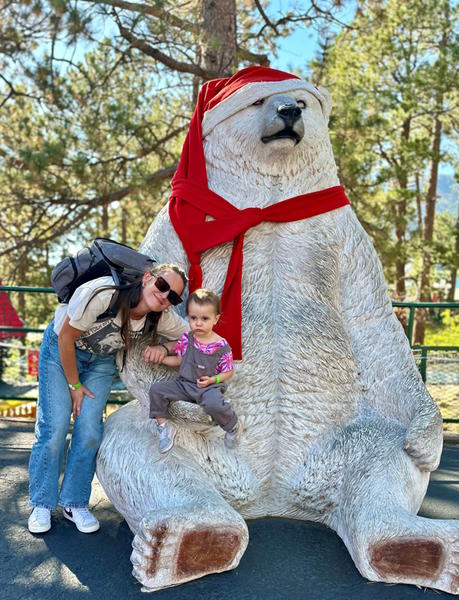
[437,174,458,215]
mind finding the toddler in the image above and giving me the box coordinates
[149,288,239,453]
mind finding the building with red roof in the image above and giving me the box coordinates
[0,279,26,339]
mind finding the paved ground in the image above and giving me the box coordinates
[1,419,458,600]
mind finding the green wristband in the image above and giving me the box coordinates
[215,374,221,384]
[68,381,82,391]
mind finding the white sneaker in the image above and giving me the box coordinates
[63,507,100,533]
[28,507,51,534]
[157,421,177,454]
[224,421,241,449]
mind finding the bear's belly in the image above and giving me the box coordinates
[197,220,362,513]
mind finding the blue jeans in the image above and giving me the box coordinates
[29,322,116,509]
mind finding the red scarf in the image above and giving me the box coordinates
[168,66,350,359]
[170,182,349,360]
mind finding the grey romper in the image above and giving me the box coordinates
[149,332,238,432]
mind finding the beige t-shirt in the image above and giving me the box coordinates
[53,276,187,350]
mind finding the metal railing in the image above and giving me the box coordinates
[0,285,132,412]
[392,301,457,347]
[1,286,458,424]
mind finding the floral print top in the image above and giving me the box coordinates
[174,332,234,374]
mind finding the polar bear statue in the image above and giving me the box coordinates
[96,67,458,594]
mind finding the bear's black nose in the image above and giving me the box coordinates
[277,103,302,127]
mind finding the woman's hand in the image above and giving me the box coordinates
[70,384,95,419]
[197,376,214,388]
[58,317,94,419]
[142,345,167,364]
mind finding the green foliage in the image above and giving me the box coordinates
[0,348,10,381]
[425,310,459,346]
[312,0,458,296]
[433,211,459,271]
[0,0,457,328]
[0,27,192,314]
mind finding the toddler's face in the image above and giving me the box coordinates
[187,301,219,338]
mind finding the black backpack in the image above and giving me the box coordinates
[51,238,156,323]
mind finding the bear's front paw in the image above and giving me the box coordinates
[404,412,443,472]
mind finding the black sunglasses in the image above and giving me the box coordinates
[154,275,183,306]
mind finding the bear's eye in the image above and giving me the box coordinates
[297,100,306,109]
[252,98,265,106]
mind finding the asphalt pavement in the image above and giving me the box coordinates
[1,419,458,600]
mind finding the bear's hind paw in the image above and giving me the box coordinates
[369,533,459,595]
[131,508,248,591]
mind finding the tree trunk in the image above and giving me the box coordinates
[121,204,127,245]
[200,0,237,77]
[393,118,411,300]
[447,204,459,301]
[102,202,109,236]
[413,0,449,344]
[415,172,422,232]
[394,260,406,298]
[413,115,442,344]
[394,190,408,300]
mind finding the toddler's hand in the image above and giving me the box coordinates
[197,376,213,388]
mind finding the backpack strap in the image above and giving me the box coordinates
[90,269,121,322]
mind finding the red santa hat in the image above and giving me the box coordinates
[201,67,331,137]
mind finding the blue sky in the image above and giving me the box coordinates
[267,0,355,74]
[270,26,321,74]
[53,10,323,76]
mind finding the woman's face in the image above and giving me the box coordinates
[141,270,185,312]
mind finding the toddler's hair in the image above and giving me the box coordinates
[186,288,221,315]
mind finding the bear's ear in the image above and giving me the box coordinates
[317,85,332,123]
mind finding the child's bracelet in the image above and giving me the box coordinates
[159,344,170,356]
[215,374,221,384]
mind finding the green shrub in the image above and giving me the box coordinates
[425,310,459,346]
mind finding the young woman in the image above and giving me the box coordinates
[28,263,187,534]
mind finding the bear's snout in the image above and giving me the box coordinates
[277,102,302,127]
[261,94,305,145]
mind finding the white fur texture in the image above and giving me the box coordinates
[97,85,458,594]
